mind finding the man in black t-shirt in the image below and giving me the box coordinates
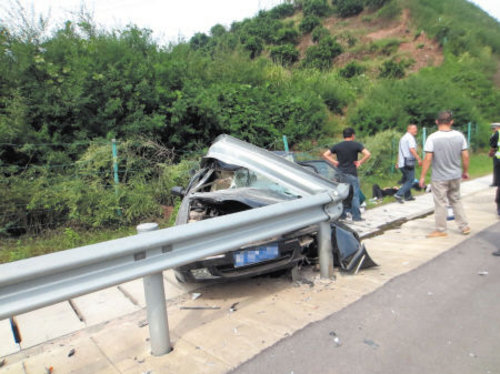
[489,123,500,212]
[323,127,371,221]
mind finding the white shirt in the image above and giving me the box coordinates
[398,132,417,168]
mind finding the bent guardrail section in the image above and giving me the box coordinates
[0,191,342,355]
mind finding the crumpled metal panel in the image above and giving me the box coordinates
[204,134,349,200]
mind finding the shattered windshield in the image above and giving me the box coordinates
[210,168,298,197]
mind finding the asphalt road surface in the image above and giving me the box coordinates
[230,222,500,374]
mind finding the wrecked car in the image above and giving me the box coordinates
[171,135,376,283]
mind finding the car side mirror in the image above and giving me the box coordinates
[171,186,185,198]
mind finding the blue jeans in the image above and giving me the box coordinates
[343,174,362,220]
[395,167,414,200]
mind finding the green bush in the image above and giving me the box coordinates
[302,0,331,17]
[300,15,322,34]
[339,61,366,78]
[189,32,210,50]
[274,27,300,45]
[312,26,330,42]
[378,58,410,79]
[268,3,296,19]
[336,0,364,18]
[302,36,343,70]
[237,15,283,44]
[243,36,264,59]
[359,129,400,178]
[270,44,300,66]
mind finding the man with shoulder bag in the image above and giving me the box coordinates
[394,124,422,203]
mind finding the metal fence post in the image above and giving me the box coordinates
[111,139,122,216]
[318,221,335,280]
[137,223,172,356]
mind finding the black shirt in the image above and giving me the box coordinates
[330,140,364,176]
[490,130,499,149]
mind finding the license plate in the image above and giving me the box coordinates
[233,244,279,268]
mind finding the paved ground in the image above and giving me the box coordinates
[230,222,500,374]
[0,175,498,373]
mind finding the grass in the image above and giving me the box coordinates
[0,152,493,264]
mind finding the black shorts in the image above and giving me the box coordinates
[494,158,500,186]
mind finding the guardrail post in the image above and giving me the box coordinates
[137,223,172,356]
[318,221,335,280]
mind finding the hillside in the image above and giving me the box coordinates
[298,8,443,73]
[1,0,500,238]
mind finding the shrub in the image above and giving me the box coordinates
[189,32,210,50]
[303,0,331,17]
[337,31,358,47]
[274,27,300,45]
[360,129,401,178]
[302,36,343,70]
[312,26,330,42]
[270,44,300,66]
[378,58,411,79]
[269,3,296,19]
[300,15,322,34]
[336,0,364,18]
[339,61,366,78]
[243,36,264,59]
[210,24,226,38]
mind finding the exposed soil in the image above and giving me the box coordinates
[297,8,444,74]
[365,9,443,72]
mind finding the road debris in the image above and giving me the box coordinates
[45,366,54,374]
[180,306,221,310]
[329,331,342,347]
[68,348,76,357]
[363,339,379,349]
[295,278,314,288]
[229,302,239,313]
[138,320,148,328]
[477,271,488,276]
[192,293,202,300]
[0,359,6,368]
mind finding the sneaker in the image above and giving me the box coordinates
[492,250,500,256]
[405,196,416,201]
[426,230,448,238]
[394,195,404,204]
[461,227,471,235]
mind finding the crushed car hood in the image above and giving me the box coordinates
[204,134,349,199]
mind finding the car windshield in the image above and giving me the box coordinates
[299,160,341,181]
[210,168,297,196]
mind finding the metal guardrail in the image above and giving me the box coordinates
[0,191,342,355]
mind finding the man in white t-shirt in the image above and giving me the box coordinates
[419,111,470,238]
[394,124,422,203]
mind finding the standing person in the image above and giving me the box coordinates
[489,123,500,256]
[394,124,423,203]
[323,127,371,221]
[419,111,470,238]
[488,123,500,216]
